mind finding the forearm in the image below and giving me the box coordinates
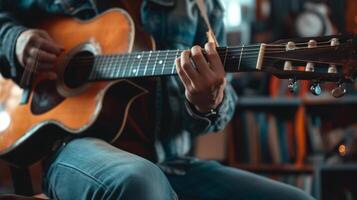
[0,12,27,82]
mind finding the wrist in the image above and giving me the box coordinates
[185,99,220,121]
[194,105,217,114]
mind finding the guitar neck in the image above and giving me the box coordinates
[88,44,264,81]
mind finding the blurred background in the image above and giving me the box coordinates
[195,0,357,200]
[1,0,357,199]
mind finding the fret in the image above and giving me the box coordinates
[117,54,124,78]
[96,56,106,79]
[121,53,129,77]
[110,55,117,78]
[171,50,180,74]
[104,56,110,77]
[238,44,244,71]
[161,50,169,75]
[100,56,109,78]
[114,55,120,78]
[223,47,228,68]
[143,51,152,76]
[152,51,159,76]
[128,52,136,77]
[135,52,144,77]
[102,55,110,77]
[95,56,103,79]
[90,57,98,79]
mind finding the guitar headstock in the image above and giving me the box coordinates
[260,34,357,97]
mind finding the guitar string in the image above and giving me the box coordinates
[87,58,290,76]
[70,39,338,60]
[67,45,339,70]
[60,39,345,72]
[70,53,338,75]
[67,43,340,64]
[63,45,275,62]
[68,46,335,67]
[68,45,279,64]
[86,58,337,79]
[41,41,342,78]
[89,57,343,74]
[20,42,42,87]
[68,40,340,61]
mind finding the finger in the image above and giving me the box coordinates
[24,57,54,72]
[175,58,191,87]
[180,50,199,82]
[204,42,225,74]
[42,72,58,80]
[37,30,65,49]
[37,63,54,71]
[28,47,57,63]
[191,45,214,76]
[37,37,63,55]
[36,30,53,41]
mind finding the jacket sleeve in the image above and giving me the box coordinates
[0,9,28,82]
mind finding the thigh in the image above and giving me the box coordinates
[43,137,176,200]
[166,160,315,200]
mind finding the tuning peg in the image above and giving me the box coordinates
[328,38,339,74]
[284,42,296,71]
[310,81,321,96]
[305,40,317,72]
[288,78,298,93]
[331,83,347,98]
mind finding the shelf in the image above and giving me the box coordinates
[237,95,357,107]
[317,163,357,171]
[237,97,301,107]
[303,95,357,106]
[231,163,314,174]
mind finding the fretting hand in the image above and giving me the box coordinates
[176,42,226,113]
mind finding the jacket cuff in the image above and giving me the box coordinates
[3,23,27,80]
[184,95,226,123]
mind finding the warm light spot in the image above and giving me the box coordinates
[0,111,11,132]
[227,3,242,27]
[338,144,347,156]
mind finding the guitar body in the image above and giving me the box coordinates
[0,9,154,167]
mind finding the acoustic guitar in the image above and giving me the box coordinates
[0,9,356,167]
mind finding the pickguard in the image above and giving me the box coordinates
[31,80,65,115]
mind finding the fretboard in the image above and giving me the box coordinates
[88,44,263,81]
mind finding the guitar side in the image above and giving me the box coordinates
[0,9,150,167]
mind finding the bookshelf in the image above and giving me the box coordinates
[227,82,357,197]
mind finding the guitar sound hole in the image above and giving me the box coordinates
[64,51,94,89]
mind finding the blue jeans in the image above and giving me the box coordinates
[43,138,315,200]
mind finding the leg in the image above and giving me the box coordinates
[43,137,177,200]
[166,160,315,200]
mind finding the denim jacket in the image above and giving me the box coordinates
[0,0,238,170]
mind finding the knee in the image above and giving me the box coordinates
[125,159,167,187]
[110,159,176,200]
[292,190,316,200]
[280,186,316,200]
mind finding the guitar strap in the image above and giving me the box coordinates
[195,0,219,46]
